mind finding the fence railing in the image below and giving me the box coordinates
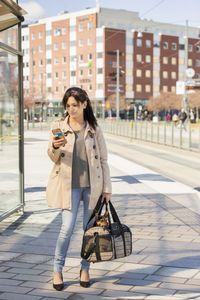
[98,119,200,152]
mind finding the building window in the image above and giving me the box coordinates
[196,46,200,53]
[79,24,84,32]
[32,47,36,54]
[146,40,151,48]
[88,84,92,91]
[136,84,142,92]
[39,45,43,52]
[163,42,168,49]
[55,72,58,79]
[79,39,83,47]
[70,41,76,47]
[88,53,92,60]
[39,32,43,39]
[62,42,66,49]
[39,73,43,80]
[145,70,151,77]
[46,59,51,64]
[79,54,83,62]
[71,71,76,76]
[46,30,51,36]
[79,70,83,76]
[31,33,35,40]
[163,71,168,78]
[171,86,176,92]
[136,39,142,47]
[55,86,59,92]
[47,73,51,78]
[47,45,51,51]
[54,57,59,64]
[88,38,92,45]
[54,28,61,36]
[172,42,177,50]
[196,59,200,67]
[62,56,66,63]
[145,55,151,63]
[88,69,92,76]
[171,72,176,79]
[188,59,193,66]
[145,85,151,92]
[171,57,177,65]
[188,44,193,52]
[88,22,92,30]
[70,25,76,32]
[62,71,66,78]
[62,27,66,35]
[136,69,142,77]
[163,57,168,64]
[54,43,58,50]
[97,83,103,89]
[163,85,168,92]
[97,52,103,58]
[136,54,142,62]
[39,59,43,66]
[196,73,200,78]
[97,68,103,74]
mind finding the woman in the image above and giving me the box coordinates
[46,87,112,291]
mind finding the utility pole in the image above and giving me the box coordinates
[183,20,188,111]
[116,49,120,119]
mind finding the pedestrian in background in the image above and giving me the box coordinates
[178,108,187,130]
[166,113,171,122]
[46,87,112,291]
[172,112,179,126]
[189,109,195,123]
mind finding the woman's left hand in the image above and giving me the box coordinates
[102,193,111,203]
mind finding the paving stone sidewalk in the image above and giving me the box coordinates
[0,130,200,300]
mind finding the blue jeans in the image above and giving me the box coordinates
[54,187,92,273]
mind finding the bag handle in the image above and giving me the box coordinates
[108,201,122,225]
[85,195,105,229]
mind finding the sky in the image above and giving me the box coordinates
[18,0,200,28]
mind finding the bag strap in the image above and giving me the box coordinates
[108,201,122,225]
[108,201,127,257]
[81,232,101,261]
[85,195,105,229]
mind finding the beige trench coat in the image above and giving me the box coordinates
[46,116,112,210]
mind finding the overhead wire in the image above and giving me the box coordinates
[140,0,165,18]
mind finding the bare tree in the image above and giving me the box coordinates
[147,92,182,115]
[187,91,200,120]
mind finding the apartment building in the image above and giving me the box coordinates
[22,5,200,115]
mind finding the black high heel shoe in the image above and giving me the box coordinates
[80,270,90,288]
[53,273,64,291]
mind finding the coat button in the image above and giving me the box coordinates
[61,153,65,157]
[56,171,59,174]
[93,145,96,149]
[95,155,98,159]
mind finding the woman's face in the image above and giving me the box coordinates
[66,96,86,119]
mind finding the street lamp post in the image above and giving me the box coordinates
[183,20,189,111]
[116,49,120,119]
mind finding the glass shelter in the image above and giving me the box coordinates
[0,0,26,220]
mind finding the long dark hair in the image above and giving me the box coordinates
[62,87,97,130]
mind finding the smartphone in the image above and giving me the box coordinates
[52,128,67,143]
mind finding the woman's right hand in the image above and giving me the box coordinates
[52,135,66,149]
